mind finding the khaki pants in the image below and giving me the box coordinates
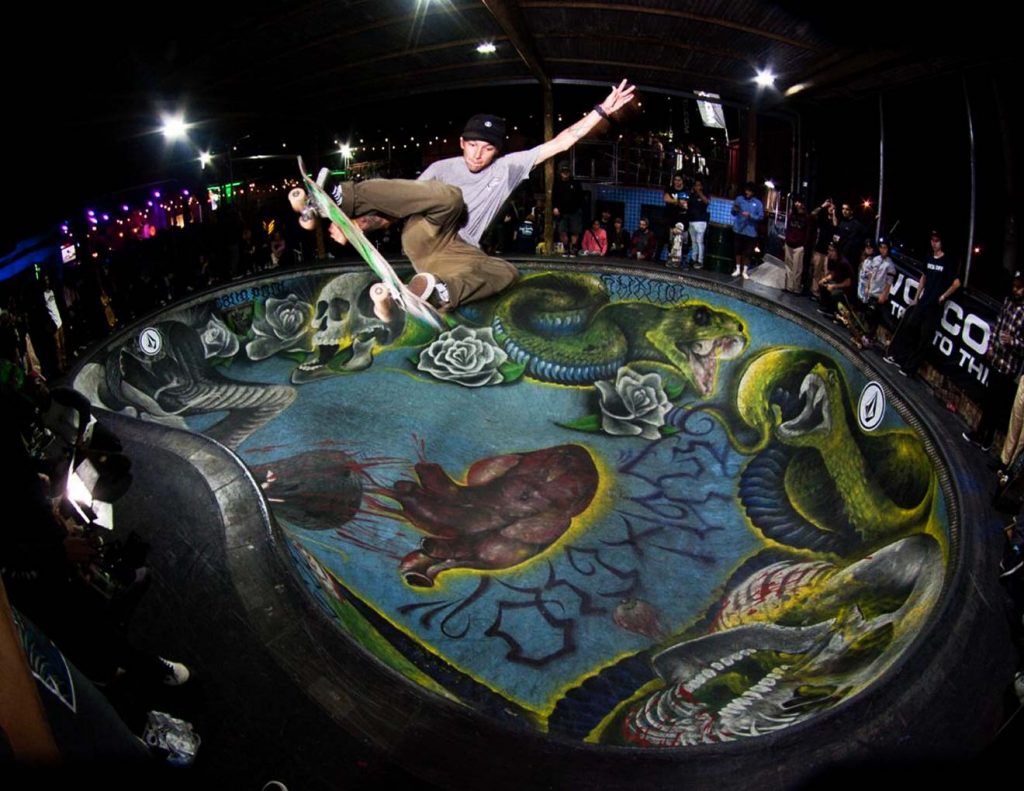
[1002,376,1024,467]
[344,179,518,308]
[809,250,828,297]
[783,244,805,293]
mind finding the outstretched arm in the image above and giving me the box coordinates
[531,79,636,167]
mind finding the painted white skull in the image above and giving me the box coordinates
[298,272,404,376]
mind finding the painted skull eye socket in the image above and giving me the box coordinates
[694,306,711,326]
[328,298,350,322]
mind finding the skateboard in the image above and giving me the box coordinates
[289,157,445,331]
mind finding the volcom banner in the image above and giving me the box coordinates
[881,262,998,389]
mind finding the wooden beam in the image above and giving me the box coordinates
[482,0,551,89]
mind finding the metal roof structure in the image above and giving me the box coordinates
[4,1,1011,246]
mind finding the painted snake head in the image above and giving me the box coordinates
[775,361,844,448]
[734,347,937,551]
[647,304,747,398]
[734,348,846,450]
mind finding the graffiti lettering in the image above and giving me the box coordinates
[214,282,288,311]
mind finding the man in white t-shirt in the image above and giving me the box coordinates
[326,80,635,313]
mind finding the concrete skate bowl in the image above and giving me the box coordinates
[74,261,974,787]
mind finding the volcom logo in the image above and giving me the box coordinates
[139,327,162,356]
[858,381,885,431]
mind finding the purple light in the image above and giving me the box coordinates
[182,189,190,196]
[153,190,161,198]
[121,204,129,212]
[102,214,110,221]
[60,225,68,233]
[86,209,95,216]
[147,201,153,207]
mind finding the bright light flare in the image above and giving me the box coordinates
[754,68,776,89]
[476,42,496,54]
[160,113,190,141]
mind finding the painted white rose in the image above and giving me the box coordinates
[595,367,672,440]
[246,294,315,360]
[417,325,509,387]
[200,315,240,359]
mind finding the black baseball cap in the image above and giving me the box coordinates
[462,114,506,148]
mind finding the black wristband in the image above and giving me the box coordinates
[594,104,610,121]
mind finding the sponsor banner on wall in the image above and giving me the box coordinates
[880,261,997,389]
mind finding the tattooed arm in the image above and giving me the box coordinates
[328,213,394,246]
[530,79,636,167]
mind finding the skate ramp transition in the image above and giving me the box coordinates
[74,261,978,784]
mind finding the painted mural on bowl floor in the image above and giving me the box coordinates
[75,266,951,748]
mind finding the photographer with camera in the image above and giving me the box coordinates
[0,367,191,695]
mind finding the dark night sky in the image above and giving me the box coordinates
[4,4,1019,295]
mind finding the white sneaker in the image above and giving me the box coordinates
[741,267,750,280]
[731,265,741,277]
[410,273,450,308]
[158,657,191,686]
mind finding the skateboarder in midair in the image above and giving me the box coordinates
[324,79,635,316]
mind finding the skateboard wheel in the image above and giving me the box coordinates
[369,283,396,322]
[288,188,308,214]
[299,216,317,231]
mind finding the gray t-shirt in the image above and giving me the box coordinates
[418,147,541,246]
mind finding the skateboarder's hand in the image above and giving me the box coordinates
[600,79,636,115]
[328,223,349,246]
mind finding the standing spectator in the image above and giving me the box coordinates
[552,161,585,256]
[515,212,537,254]
[837,202,868,265]
[687,178,710,269]
[580,218,608,256]
[855,238,896,348]
[630,218,658,261]
[809,198,839,299]
[783,195,811,293]
[963,275,1024,453]
[999,374,1024,476]
[731,182,764,280]
[269,230,291,269]
[608,218,631,257]
[497,200,519,255]
[598,208,613,231]
[883,230,961,378]
[239,226,258,275]
[857,239,876,278]
[41,276,66,374]
[663,172,689,261]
